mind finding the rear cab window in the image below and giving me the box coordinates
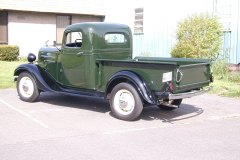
[105,33,127,44]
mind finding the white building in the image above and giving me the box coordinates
[1,0,239,64]
[0,0,105,56]
[104,0,240,64]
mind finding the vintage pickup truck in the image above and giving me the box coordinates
[14,22,212,121]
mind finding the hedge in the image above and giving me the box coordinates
[0,45,19,61]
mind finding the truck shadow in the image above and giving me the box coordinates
[39,92,203,122]
[39,92,109,113]
[141,104,203,123]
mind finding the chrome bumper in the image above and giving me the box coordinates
[169,86,212,100]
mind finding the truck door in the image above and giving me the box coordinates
[58,31,89,88]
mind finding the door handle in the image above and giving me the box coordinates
[76,52,84,56]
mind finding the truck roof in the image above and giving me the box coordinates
[65,22,130,33]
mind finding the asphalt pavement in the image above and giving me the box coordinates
[0,88,240,160]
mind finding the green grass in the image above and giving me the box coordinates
[210,73,240,98]
[0,61,26,89]
[210,59,240,98]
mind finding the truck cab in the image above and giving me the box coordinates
[38,23,132,89]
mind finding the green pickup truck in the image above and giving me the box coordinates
[14,22,212,121]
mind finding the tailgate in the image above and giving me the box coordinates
[174,63,211,93]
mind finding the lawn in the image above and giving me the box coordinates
[0,61,25,89]
[210,73,240,98]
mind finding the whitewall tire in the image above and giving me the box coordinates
[17,72,39,102]
[110,83,143,121]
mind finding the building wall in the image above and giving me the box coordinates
[105,0,213,58]
[7,11,103,57]
[229,0,240,64]
[72,15,103,24]
[0,0,105,16]
[8,11,56,56]
[135,0,213,58]
[105,0,240,64]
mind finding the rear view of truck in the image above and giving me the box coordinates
[134,57,212,108]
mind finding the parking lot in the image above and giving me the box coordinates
[0,88,240,160]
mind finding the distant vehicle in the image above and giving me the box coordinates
[14,22,212,121]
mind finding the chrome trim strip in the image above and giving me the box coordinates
[169,86,212,100]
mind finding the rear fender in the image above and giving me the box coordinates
[14,64,54,92]
[106,70,156,104]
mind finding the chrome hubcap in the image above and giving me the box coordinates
[113,89,135,115]
[19,76,34,98]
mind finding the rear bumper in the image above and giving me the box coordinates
[169,86,212,100]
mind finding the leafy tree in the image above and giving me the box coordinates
[171,14,223,60]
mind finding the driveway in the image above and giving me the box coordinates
[0,89,240,160]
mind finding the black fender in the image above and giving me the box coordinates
[106,70,156,104]
[14,64,54,92]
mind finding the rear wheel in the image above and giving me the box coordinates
[110,83,143,121]
[17,72,39,102]
[158,99,182,111]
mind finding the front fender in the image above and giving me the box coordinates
[106,70,156,104]
[14,63,54,92]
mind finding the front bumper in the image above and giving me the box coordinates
[168,86,212,100]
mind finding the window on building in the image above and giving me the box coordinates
[134,8,144,34]
[56,15,71,44]
[0,11,8,44]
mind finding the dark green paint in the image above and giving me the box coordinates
[38,22,211,95]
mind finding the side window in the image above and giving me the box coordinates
[65,32,82,48]
[105,33,126,44]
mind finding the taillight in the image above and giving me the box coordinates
[161,82,174,93]
[169,82,174,92]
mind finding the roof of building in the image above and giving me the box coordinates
[0,0,105,16]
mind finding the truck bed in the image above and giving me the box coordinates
[96,57,211,94]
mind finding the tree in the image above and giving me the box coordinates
[171,14,223,60]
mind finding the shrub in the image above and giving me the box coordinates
[171,14,223,60]
[0,45,19,61]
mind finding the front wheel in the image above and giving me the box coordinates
[110,83,143,121]
[17,72,39,102]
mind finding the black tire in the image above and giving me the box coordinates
[158,99,182,111]
[17,72,39,102]
[110,83,143,121]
